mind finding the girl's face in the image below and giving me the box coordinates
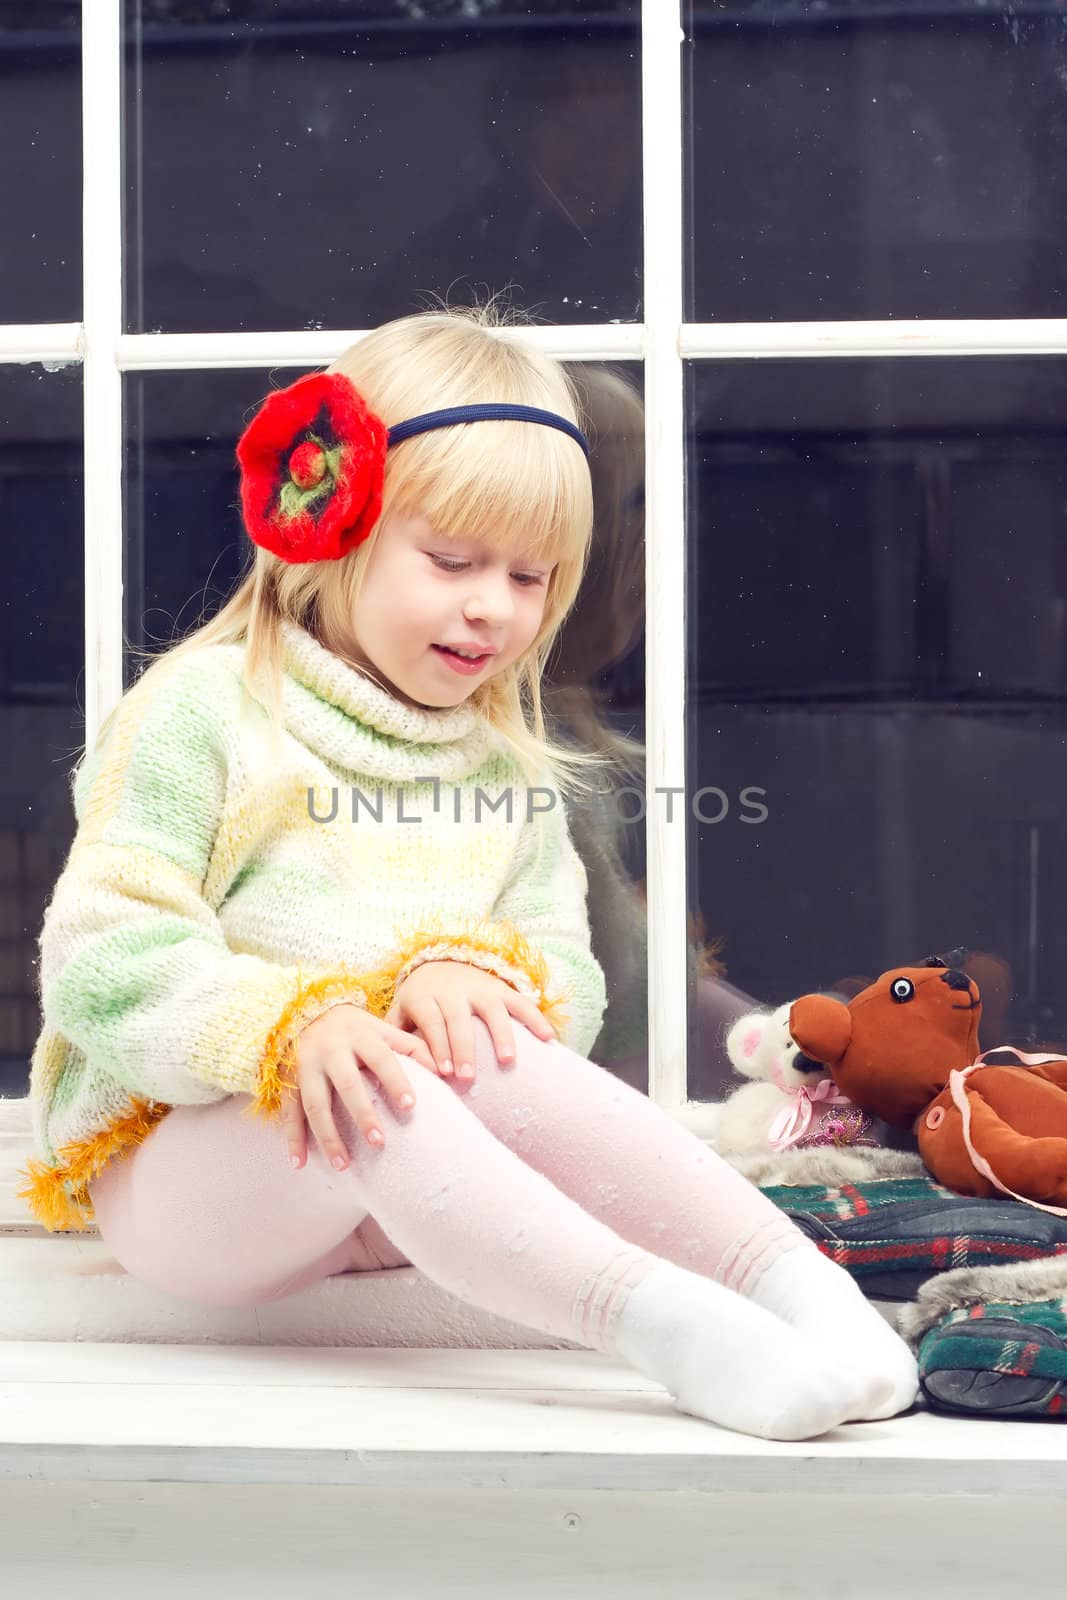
[340,513,557,708]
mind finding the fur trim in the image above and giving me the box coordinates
[723,1145,928,1188]
[14,1097,170,1233]
[898,1256,1067,1346]
[363,918,572,1038]
[249,966,370,1120]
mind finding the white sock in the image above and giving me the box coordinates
[748,1245,919,1420]
[612,1260,886,1441]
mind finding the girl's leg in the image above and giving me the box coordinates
[89,1058,881,1441]
[87,1094,404,1305]
[448,1018,918,1418]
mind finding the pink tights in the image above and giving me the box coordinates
[88,1018,809,1353]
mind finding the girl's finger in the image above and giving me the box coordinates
[439,1000,476,1083]
[303,1073,362,1168]
[365,1045,418,1113]
[282,1083,308,1169]
[388,1028,436,1075]
[509,997,555,1041]
[482,1004,518,1068]
[406,1000,454,1077]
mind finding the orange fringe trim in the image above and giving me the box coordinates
[246,967,371,1121]
[15,1096,170,1234]
[363,918,572,1038]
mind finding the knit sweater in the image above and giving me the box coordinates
[17,619,608,1233]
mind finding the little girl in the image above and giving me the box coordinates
[17,305,917,1441]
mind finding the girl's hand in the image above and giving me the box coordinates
[384,960,556,1083]
[284,1003,438,1171]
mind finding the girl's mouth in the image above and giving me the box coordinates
[432,644,492,674]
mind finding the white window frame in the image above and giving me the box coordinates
[5,0,1067,1133]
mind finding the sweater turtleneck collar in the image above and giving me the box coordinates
[268,618,499,780]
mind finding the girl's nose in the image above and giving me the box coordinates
[464,575,514,627]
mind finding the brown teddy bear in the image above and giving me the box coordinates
[789,956,1067,1215]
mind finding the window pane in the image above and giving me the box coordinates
[0,4,82,322]
[123,2,642,333]
[554,363,648,1089]
[686,356,1067,1101]
[124,360,651,1083]
[0,362,84,1097]
[684,1,1067,321]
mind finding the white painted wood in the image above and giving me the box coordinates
[0,1100,35,1229]
[0,1480,1062,1600]
[1,1343,1065,1498]
[15,319,1067,372]
[0,1100,29,1133]
[82,0,125,756]
[13,319,1067,372]
[681,318,1067,359]
[642,4,689,1115]
[115,324,646,370]
[1,1342,637,1392]
[0,324,83,364]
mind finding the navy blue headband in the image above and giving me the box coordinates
[388,403,589,459]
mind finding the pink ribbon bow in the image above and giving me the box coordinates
[767,1072,852,1152]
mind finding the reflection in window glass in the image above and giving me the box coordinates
[686,357,1067,1100]
[0,3,82,323]
[0,362,83,1096]
[684,0,1067,321]
[124,357,651,1082]
[124,1,642,333]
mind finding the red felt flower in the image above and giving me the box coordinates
[235,372,389,563]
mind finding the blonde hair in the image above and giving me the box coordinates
[96,299,618,800]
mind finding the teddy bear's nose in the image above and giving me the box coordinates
[792,1052,826,1074]
[940,969,973,993]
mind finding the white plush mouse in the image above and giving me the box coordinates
[713,1002,875,1157]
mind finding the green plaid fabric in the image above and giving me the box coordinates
[917,1298,1067,1418]
[761,1176,957,1218]
[758,1175,1067,1291]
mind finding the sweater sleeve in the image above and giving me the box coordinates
[378,780,608,1058]
[36,652,372,1123]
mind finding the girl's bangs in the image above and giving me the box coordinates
[385,415,590,563]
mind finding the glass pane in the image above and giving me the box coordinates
[0,361,84,1097]
[124,2,642,333]
[686,356,1067,1101]
[684,1,1067,321]
[0,4,82,323]
[124,359,651,1083]
[552,363,648,1088]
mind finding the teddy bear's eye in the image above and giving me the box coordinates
[890,977,915,1003]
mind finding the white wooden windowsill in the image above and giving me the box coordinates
[2,1340,1065,1495]
[2,1344,1066,1598]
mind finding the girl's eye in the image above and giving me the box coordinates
[429,554,544,586]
